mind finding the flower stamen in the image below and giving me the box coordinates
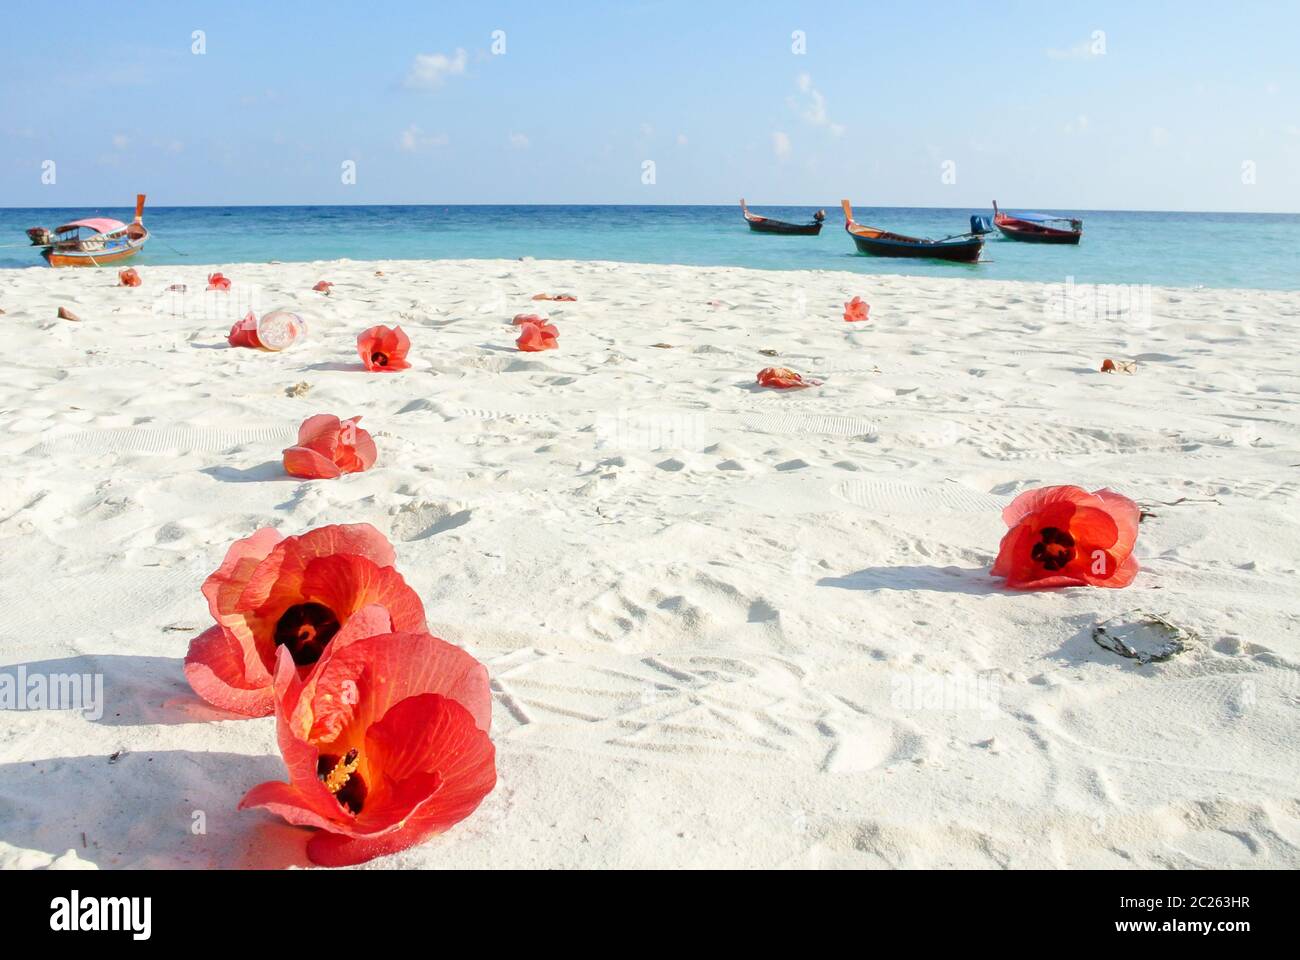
[322,748,360,794]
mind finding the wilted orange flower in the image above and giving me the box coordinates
[757,366,819,389]
[227,312,264,349]
[991,485,1140,589]
[357,325,411,372]
[207,272,232,291]
[843,296,870,322]
[118,268,142,287]
[283,415,377,479]
[240,631,496,866]
[184,524,427,716]
[516,320,559,352]
[313,281,333,293]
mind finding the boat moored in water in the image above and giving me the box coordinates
[740,199,825,235]
[992,201,1082,244]
[27,194,150,267]
[840,200,984,263]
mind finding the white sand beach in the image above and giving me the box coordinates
[0,257,1297,869]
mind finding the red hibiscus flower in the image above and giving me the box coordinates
[357,325,411,372]
[118,268,142,287]
[283,414,377,480]
[516,320,559,352]
[184,524,426,716]
[313,281,333,293]
[991,485,1140,589]
[757,366,820,389]
[207,272,232,291]
[228,311,264,349]
[511,312,546,326]
[240,631,496,866]
[843,295,870,322]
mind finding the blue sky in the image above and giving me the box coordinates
[2,1,1297,210]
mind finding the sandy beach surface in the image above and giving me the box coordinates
[1,257,1297,869]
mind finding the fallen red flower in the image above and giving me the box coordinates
[843,295,870,322]
[357,324,411,372]
[283,414,377,479]
[240,631,495,866]
[532,293,577,302]
[516,320,559,351]
[313,281,333,293]
[118,268,142,287]
[207,272,232,291]
[227,311,264,349]
[184,524,427,716]
[511,312,546,326]
[757,366,820,389]
[991,485,1140,589]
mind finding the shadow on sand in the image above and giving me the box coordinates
[818,564,1000,595]
[0,654,243,727]
[0,750,310,868]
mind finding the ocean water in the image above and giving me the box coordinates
[2,204,1297,290]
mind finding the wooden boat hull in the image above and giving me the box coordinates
[840,199,983,263]
[994,221,1081,244]
[991,203,1082,244]
[746,218,823,235]
[846,228,983,262]
[44,234,147,267]
[740,199,824,236]
[30,193,149,267]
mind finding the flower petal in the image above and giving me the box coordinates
[300,632,492,746]
[297,414,342,447]
[283,445,343,480]
[183,625,274,716]
[299,554,426,634]
[1093,488,1140,552]
[1000,485,1091,528]
[303,695,496,865]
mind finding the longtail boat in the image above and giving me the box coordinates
[840,200,984,263]
[27,194,149,267]
[740,199,825,235]
[992,202,1082,244]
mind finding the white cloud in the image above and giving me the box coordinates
[508,132,530,149]
[1046,34,1105,61]
[676,133,688,146]
[404,49,468,90]
[640,122,654,138]
[1150,126,1169,147]
[399,125,449,152]
[788,74,844,138]
[111,133,130,150]
[1064,115,1090,135]
[773,131,791,160]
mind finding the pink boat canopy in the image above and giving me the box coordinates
[55,217,127,235]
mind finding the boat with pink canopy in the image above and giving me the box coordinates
[26,194,150,266]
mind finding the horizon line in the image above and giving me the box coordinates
[3,201,1297,216]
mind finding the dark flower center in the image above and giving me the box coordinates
[371,351,389,367]
[318,749,367,815]
[1030,526,1076,572]
[274,602,341,666]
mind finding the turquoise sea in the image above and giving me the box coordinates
[2,204,1297,290]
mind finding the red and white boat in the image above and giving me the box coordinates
[992,201,1082,244]
[27,194,150,266]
